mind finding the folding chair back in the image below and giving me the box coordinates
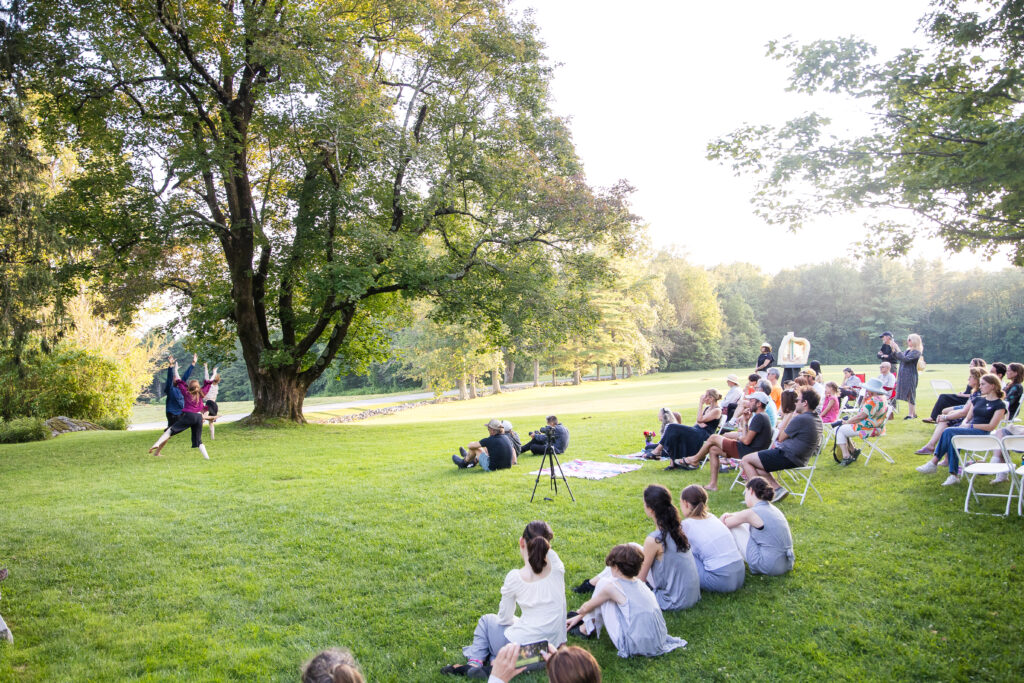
[931,379,954,397]
[957,434,1017,516]
[1001,435,1024,516]
[777,434,825,505]
[860,404,895,465]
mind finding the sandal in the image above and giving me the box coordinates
[915,447,934,455]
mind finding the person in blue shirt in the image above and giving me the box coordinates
[520,416,570,455]
[164,354,195,428]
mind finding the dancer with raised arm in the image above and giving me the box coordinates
[149,355,213,459]
[202,362,221,440]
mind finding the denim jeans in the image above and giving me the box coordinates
[935,427,986,474]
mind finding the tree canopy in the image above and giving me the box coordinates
[708,0,1024,265]
[23,0,640,421]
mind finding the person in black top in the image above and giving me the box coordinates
[680,392,773,491]
[520,415,570,455]
[876,332,898,368]
[452,419,516,471]
[1004,362,1023,419]
[755,344,775,376]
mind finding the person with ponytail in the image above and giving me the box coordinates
[570,484,699,611]
[442,521,566,678]
[301,648,365,683]
[148,356,213,459]
[202,362,222,440]
[565,544,687,658]
[720,477,795,576]
[678,485,745,593]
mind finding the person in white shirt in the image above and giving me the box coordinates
[442,521,566,678]
[720,374,743,424]
[876,362,896,393]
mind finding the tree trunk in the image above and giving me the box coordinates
[244,368,307,424]
[624,363,633,378]
[457,374,468,400]
[572,369,581,385]
[610,364,617,380]
[469,375,478,399]
[551,370,556,387]
[505,358,516,384]
[533,358,540,387]
[492,365,502,394]
[595,363,600,381]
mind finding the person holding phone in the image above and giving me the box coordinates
[441,521,566,678]
[488,643,601,683]
[565,544,686,658]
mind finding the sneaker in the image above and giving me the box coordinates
[466,666,490,679]
[452,454,468,468]
[916,461,937,474]
[441,663,471,677]
[990,473,1009,484]
[571,579,595,594]
[718,464,736,473]
[772,487,790,502]
[941,474,961,486]
[848,447,861,460]
[459,446,469,459]
[839,457,856,467]
[0,628,10,644]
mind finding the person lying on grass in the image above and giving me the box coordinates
[720,477,795,576]
[570,484,699,611]
[676,393,772,491]
[565,544,687,658]
[739,389,822,503]
[914,374,1006,486]
[678,485,745,593]
[301,647,364,683]
[488,643,602,683]
[441,521,566,678]
[452,419,517,471]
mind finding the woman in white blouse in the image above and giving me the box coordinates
[441,521,567,678]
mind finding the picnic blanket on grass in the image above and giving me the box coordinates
[609,451,662,461]
[528,459,643,480]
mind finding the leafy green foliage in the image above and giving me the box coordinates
[708,0,1024,264]
[0,415,48,442]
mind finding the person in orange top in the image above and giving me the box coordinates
[766,368,783,410]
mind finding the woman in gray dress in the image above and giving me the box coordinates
[720,477,795,576]
[566,544,687,659]
[891,333,923,419]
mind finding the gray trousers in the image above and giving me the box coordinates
[462,613,510,664]
[696,559,745,593]
[0,612,9,637]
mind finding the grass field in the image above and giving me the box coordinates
[3,365,1023,681]
[131,394,399,425]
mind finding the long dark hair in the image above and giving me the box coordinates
[523,520,553,574]
[746,476,774,502]
[1008,363,1023,386]
[643,484,688,551]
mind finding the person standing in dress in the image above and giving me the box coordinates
[891,333,923,419]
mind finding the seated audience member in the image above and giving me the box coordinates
[820,382,841,423]
[915,374,1006,485]
[756,379,779,427]
[720,375,743,422]
[745,373,760,396]
[678,485,745,593]
[740,389,823,502]
[801,367,824,398]
[924,366,983,424]
[521,415,570,455]
[501,420,522,456]
[452,418,516,470]
[809,360,823,380]
[0,567,10,644]
[833,378,889,466]
[679,393,773,491]
[720,477,795,576]
[654,390,722,469]
[766,368,783,410]
[876,362,896,394]
[302,648,365,683]
[520,416,569,455]
[1004,363,1023,418]
[915,369,983,454]
[774,390,798,440]
[571,485,699,612]
[566,544,687,658]
[488,643,602,683]
[990,362,1007,387]
[839,367,863,403]
[442,521,566,677]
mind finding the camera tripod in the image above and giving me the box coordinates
[530,440,575,503]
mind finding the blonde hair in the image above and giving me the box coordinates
[907,333,923,351]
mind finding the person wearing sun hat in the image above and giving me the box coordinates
[720,374,744,423]
[832,377,890,466]
[452,418,516,471]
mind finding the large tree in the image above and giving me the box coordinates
[28,0,638,421]
[708,0,1024,265]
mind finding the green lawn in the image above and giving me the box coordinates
[131,393,400,425]
[3,365,1022,681]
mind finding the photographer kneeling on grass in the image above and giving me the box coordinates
[452,419,517,471]
[520,416,569,456]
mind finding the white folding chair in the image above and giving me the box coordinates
[999,436,1024,516]
[931,379,954,397]
[999,402,1021,429]
[728,427,781,493]
[857,405,895,465]
[777,436,825,505]
[957,434,1018,516]
[839,388,865,418]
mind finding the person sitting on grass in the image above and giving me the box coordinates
[913,369,983,456]
[740,389,823,502]
[520,416,570,456]
[677,393,773,491]
[833,378,890,467]
[488,643,602,683]
[565,544,687,658]
[302,648,365,683]
[678,485,745,593]
[442,521,566,678]
[644,407,681,455]
[0,567,11,644]
[570,484,699,611]
[653,390,722,470]
[915,374,1006,486]
[452,419,516,470]
[720,477,795,576]
[502,420,522,457]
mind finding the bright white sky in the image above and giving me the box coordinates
[513,0,1004,272]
